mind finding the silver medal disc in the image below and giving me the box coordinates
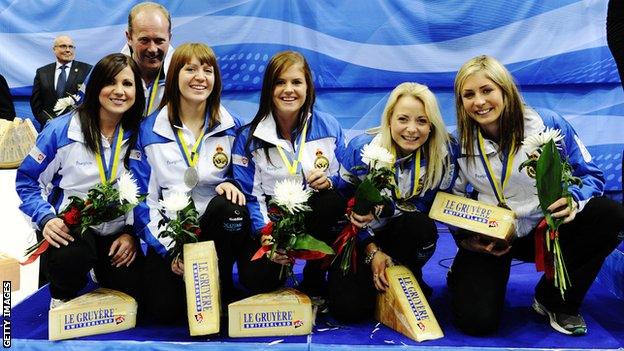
[184,167,199,189]
[396,201,417,213]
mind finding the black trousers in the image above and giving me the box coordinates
[447,197,624,336]
[239,189,348,297]
[42,229,144,301]
[141,194,281,324]
[328,211,439,323]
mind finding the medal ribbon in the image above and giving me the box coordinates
[95,125,124,184]
[477,130,515,207]
[175,127,207,168]
[276,118,310,175]
[144,69,161,117]
[393,148,421,200]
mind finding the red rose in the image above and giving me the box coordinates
[195,228,201,237]
[260,221,274,236]
[268,206,281,216]
[62,206,81,226]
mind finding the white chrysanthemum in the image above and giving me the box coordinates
[159,192,190,212]
[273,178,312,214]
[53,94,79,115]
[118,172,140,205]
[522,127,564,155]
[361,142,394,169]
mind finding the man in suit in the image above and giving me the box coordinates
[30,35,91,127]
[123,2,173,116]
[0,73,15,121]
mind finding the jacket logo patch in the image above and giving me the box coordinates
[314,149,329,171]
[29,146,46,164]
[213,145,229,169]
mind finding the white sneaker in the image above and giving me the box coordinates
[49,298,67,309]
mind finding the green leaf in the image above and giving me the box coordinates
[535,140,563,215]
[292,233,334,255]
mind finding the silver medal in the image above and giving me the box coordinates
[396,200,417,213]
[184,167,199,189]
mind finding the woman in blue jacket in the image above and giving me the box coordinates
[329,82,457,322]
[131,43,250,323]
[16,53,145,308]
[449,55,623,336]
[232,51,347,298]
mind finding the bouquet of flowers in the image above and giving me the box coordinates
[22,172,144,264]
[53,93,80,116]
[156,192,201,261]
[519,127,582,298]
[251,178,334,280]
[331,142,395,275]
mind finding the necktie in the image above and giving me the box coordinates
[56,65,67,98]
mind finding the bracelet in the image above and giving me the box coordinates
[326,178,333,190]
[364,248,380,265]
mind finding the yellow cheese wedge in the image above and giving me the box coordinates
[0,118,37,169]
[183,241,220,336]
[48,288,136,340]
[228,288,312,337]
[0,253,20,291]
[375,265,443,342]
[428,192,516,243]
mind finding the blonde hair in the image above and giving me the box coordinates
[369,82,451,191]
[454,55,524,157]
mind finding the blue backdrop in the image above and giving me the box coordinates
[1,0,622,196]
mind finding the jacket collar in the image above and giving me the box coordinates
[67,112,132,143]
[153,105,235,140]
[252,111,312,152]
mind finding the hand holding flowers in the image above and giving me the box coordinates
[157,192,201,263]
[252,178,334,280]
[519,127,582,298]
[23,172,145,264]
[332,142,396,275]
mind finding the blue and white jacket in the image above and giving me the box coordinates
[232,111,346,235]
[16,112,133,236]
[131,105,242,256]
[453,107,604,237]
[337,133,458,243]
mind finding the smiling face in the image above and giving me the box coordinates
[272,63,307,121]
[178,56,214,107]
[98,66,136,121]
[460,71,505,136]
[126,8,170,79]
[389,95,432,157]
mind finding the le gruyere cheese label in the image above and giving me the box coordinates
[228,288,312,337]
[48,288,136,340]
[376,265,443,342]
[0,253,20,291]
[428,192,516,242]
[183,241,220,336]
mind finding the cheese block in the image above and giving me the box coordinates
[183,241,220,336]
[228,288,312,337]
[375,265,443,342]
[0,253,20,291]
[0,118,38,169]
[428,192,516,243]
[48,288,136,340]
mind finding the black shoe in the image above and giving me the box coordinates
[532,298,587,335]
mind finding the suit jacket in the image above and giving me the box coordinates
[30,60,91,126]
[0,73,15,121]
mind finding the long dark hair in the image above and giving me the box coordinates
[159,42,222,130]
[243,51,315,158]
[76,53,145,167]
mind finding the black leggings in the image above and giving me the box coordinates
[43,229,143,301]
[328,211,439,323]
[447,197,624,336]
